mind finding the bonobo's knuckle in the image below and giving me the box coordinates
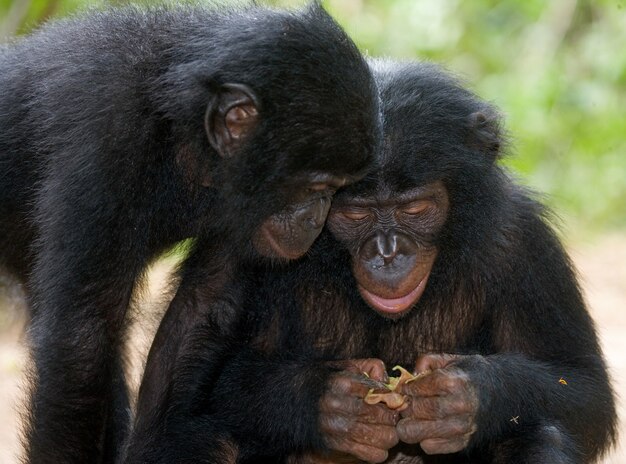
[450,418,469,435]
[436,401,449,419]
[396,419,421,444]
[451,397,472,415]
[354,400,367,415]
[427,370,448,391]
[383,428,400,448]
[421,438,456,455]
[442,376,461,393]
[325,395,344,412]
[417,398,442,419]
[374,451,389,463]
[361,358,387,381]
[368,358,386,370]
[329,375,353,394]
[363,425,398,449]
[461,419,477,445]
[361,404,398,426]
[363,449,388,464]
[324,415,351,436]
[420,440,438,455]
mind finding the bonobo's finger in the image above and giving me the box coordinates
[400,394,476,420]
[397,368,470,397]
[327,372,385,398]
[420,436,471,455]
[350,421,399,450]
[287,451,361,464]
[320,393,399,426]
[396,416,475,445]
[414,354,461,374]
[326,435,390,464]
[359,404,401,426]
[331,359,389,383]
[321,414,399,449]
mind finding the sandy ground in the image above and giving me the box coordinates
[0,234,625,463]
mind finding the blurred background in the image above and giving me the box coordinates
[0,0,624,462]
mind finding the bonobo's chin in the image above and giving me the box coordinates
[252,227,313,261]
[358,275,429,319]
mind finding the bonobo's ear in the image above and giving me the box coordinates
[466,110,503,161]
[205,83,260,158]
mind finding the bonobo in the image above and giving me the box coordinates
[154,60,617,463]
[0,4,379,463]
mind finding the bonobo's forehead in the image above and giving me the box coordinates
[333,182,442,208]
[358,59,502,194]
[370,59,490,149]
[280,171,357,191]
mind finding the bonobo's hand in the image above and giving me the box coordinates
[395,354,479,455]
[319,359,400,463]
[287,450,361,464]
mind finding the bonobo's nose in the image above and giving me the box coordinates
[375,232,398,265]
[300,198,330,231]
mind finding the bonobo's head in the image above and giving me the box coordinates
[328,60,505,318]
[165,3,379,260]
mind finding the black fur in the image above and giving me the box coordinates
[0,4,379,463]
[150,60,617,463]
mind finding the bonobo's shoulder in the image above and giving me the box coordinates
[489,176,567,259]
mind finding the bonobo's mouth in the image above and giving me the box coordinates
[358,274,429,317]
[254,223,317,261]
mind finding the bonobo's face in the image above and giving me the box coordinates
[327,181,449,318]
[201,78,377,262]
[253,173,355,260]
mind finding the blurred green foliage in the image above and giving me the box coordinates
[1,0,624,236]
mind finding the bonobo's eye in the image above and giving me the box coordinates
[340,209,371,221]
[400,200,432,216]
[308,183,330,192]
[305,183,337,198]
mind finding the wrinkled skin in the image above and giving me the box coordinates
[298,355,479,463]
[319,359,400,463]
[255,175,350,260]
[328,181,449,319]
[396,355,479,456]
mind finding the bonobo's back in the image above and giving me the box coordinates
[0,3,376,179]
[0,2,378,278]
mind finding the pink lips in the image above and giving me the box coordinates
[359,274,429,315]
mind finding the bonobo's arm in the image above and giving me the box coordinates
[133,307,399,464]
[208,354,399,463]
[396,223,617,463]
[26,145,193,464]
[27,213,145,463]
[123,241,239,463]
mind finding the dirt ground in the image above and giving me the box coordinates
[0,234,625,463]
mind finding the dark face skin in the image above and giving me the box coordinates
[253,173,354,259]
[328,181,449,317]
[206,83,360,260]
